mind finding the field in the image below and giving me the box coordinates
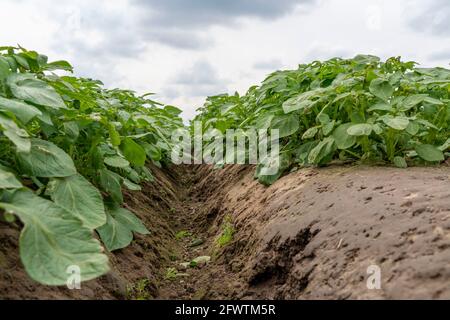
[0,47,449,299]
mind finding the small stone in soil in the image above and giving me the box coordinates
[192,256,211,266]
[190,239,205,247]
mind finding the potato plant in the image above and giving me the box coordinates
[0,46,183,285]
[194,55,450,185]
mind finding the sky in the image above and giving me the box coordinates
[1,0,449,120]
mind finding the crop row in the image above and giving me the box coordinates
[0,46,183,285]
[194,55,450,185]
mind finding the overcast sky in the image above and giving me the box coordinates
[1,0,449,119]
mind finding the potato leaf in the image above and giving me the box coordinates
[308,137,336,164]
[17,139,77,177]
[382,116,410,131]
[0,190,109,286]
[120,138,147,167]
[0,113,31,152]
[347,124,373,136]
[370,79,394,101]
[97,207,149,252]
[332,123,357,150]
[99,169,123,204]
[0,97,42,124]
[393,156,408,168]
[415,144,445,162]
[7,74,66,109]
[104,156,130,168]
[48,174,106,230]
[270,114,300,138]
[0,166,22,189]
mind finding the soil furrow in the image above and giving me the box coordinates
[1,165,449,300]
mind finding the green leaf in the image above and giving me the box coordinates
[143,143,162,162]
[63,121,79,140]
[5,56,18,72]
[256,153,291,186]
[393,156,408,168]
[283,95,315,114]
[7,74,66,109]
[0,56,10,83]
[14,54,30,69]
[302,127,319,140]
[369,79,394,101]
[120,138,147,167]
[104,156,130,168]
[99,169,123,204]
[123,179,142,191]
[97,207,149,252]
[282,90,322,114]
[416,119,439,130]
[254,113,274,130]
[406,121,420,136]
[0,166,22,189]
[0,190,109,286]
[108,124,121,147]
[372,123,383,135]
[47,174,106,230]
[382,116,410,131]
[97,211,132,252]
[139,166,155,182]
[270,114,300,138]
[0,113,31,152]
[415,144,445,162]
[295,141,318,166]
[423,97,444,105]
[44,60,73,72]
[0,97,42,124]
[308,137,336,164]
[317,113,330,125]
[368,102,392,112]
[438,138,450,152]
[113,207,149,235]
[164,105,183,116]
[347,124,373,136]
[17,139,77,178]
[322,120,336,136]
[400,94,427,111]
[332,123,357,150]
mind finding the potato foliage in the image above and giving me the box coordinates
[0,46,183,285]
[194,55,450,185]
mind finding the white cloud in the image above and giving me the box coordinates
[0,0,449,120]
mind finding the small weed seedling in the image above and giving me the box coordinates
[217,216,235,247]
[175,230,193,240]
[126,278,153,300]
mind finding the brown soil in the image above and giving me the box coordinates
[1,164,449,300]
[0,165,183,300]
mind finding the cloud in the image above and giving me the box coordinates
[428,49,450,63]
[28,0,316,72]
[143,29,212,50]
[253,59,283,70]
[408,0,450,36]
[304,44,352,62]
[131,0,314,50]
[160,60,231,120]
[173,60,229,96]
[133,0,310,27]
[50,2,145,57]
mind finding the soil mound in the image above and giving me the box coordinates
[1,165,449,300]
